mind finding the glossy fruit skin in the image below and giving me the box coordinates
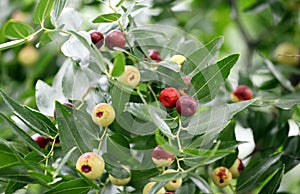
[152,145,175,167]
[90,31,104,48]
[159,87,180,108]
[105,30,126,50]
[229,158,244,178]
[211,166,232,188]
[231,85,253,102]
[31,133,50,149]
[163,169,182,191]
[274,42,299,67]
[148,49,162,62]
[117,65,141,88]
[76,152,105,180]
[176,96,198,117]
[18,45,39,67]
[143,182,166,194]
[91,103,115,127]
[170,54,186,66]
[109,166,131,186]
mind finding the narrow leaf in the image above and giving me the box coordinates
[33,0,56,24]
[3,20,34,39]
[111,52,125,77]
[0,39,27,51]
[92,13,121,23]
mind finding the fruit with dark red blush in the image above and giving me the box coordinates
[31,133,50,149]
[105,30,126,50]
[54,102,74,119]
[163,169,182,191]
[152,145,175,167]
[211,166,232,188]
[148,49,161,62]
[90,31,104,48]
[159,87,180,108]
[176,95,198,117]
[76,152,105,180]
[231,85,253,102]
[229,158,244,178]
[91,103,115,127]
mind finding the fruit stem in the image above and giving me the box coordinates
[147,83,159,107]
[97,126,108,154]
[176,116,184,153]
[76,87,95,109]
[44,133,59,175]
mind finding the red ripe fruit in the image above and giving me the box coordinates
[159,87,180,108]
[231,85,253,102]
[105,30,126,50]
[182,76,191,87]
[176,96,198,117]
[31,133,50,149]
[152,145,175,167]
[90,31,104,48]
[148,49,161,62]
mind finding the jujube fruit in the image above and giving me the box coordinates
[231,85,253,102]
[76,152,105,180]
[274,42,299,67]
[159,87,180,108]
[211,166,232,188]
[31,133,50,149]
[18,45,39,67]
[143,182,166,194]
[105,30,126,50]
[229,158,244,178]
[176,95,198,117]
[109,166,131,186]
[91,103,116,127]
[90,31,104,48]
[169,54,186,66]
[117,65,141,88]
[152,145,175,167]
[163,169,182,191]
[148,49,162,62]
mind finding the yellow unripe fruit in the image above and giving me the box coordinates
[274,42,299,67]
[18,45,39,67]
[76,152,105,180]
[211,166,232,188]
[163,169,182,191]
[109,166,131,186]
[143,182,166,194]
[169,55,186,66]
[91,103,115,127]
[229,158,244,178]
[117,65,141,88]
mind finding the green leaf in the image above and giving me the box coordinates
[186,100,255,147]
[189,173,212,194]
[182,36,224,77]
[151,171,184,182]
[3,20,34,39]
[53,147,77,178]
[116,0,126,7]
[51,0,67,26]
[33,0,56,24]
[264,58,295,92]
[255,91,300,109]
[55,101,100,163]
[0,89,57,137]
[156,66,186,88]
[0,113,44,156]
[111,52,125,77]
[258,165,285,194]
[5,181,26,194]
[0,39,27,51]
[188,54,239,102]
[236,153,282,194]
[45,179,92,194]
[92,13,121,23]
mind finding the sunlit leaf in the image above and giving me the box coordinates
[3,20,34,39]
[92,13,121,23]
[33,0,56,24]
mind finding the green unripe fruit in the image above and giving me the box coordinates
[76,152,105,180]
[91,103,115,127]
[163,169,182,191]
[274,42,299,67]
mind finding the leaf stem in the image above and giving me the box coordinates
[44,133,59,175]
[97,126,108,154]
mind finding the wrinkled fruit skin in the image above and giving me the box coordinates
[90,31,104,48]
[176,96,198,117]
[143,182,166,194]
[231,85,253,102]
[117,65,141,88]
[159,87,180,108]
[152,145,175,167]
[54,102,74,119]
[109,166,131,186]
[76,152,105,180]
[18,45,39,67]
[170,54,186,66]
[91,103,116,127]
[163,169,182,191]
[274,42,299,67]
[211,166,232,188]
[31,133,50,149]
[105,30,126,50]
[229,158,244,178]
[148,49,162,62]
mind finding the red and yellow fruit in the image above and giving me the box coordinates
[163,169,182,191]
[91,103,116,127]
[229,158,244,178]
[231,85,253,102]
[152,145,175,167]
[117,65,141,88]
[76,152,105,180]
[143,182,166,194]
[211,166,232,188]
